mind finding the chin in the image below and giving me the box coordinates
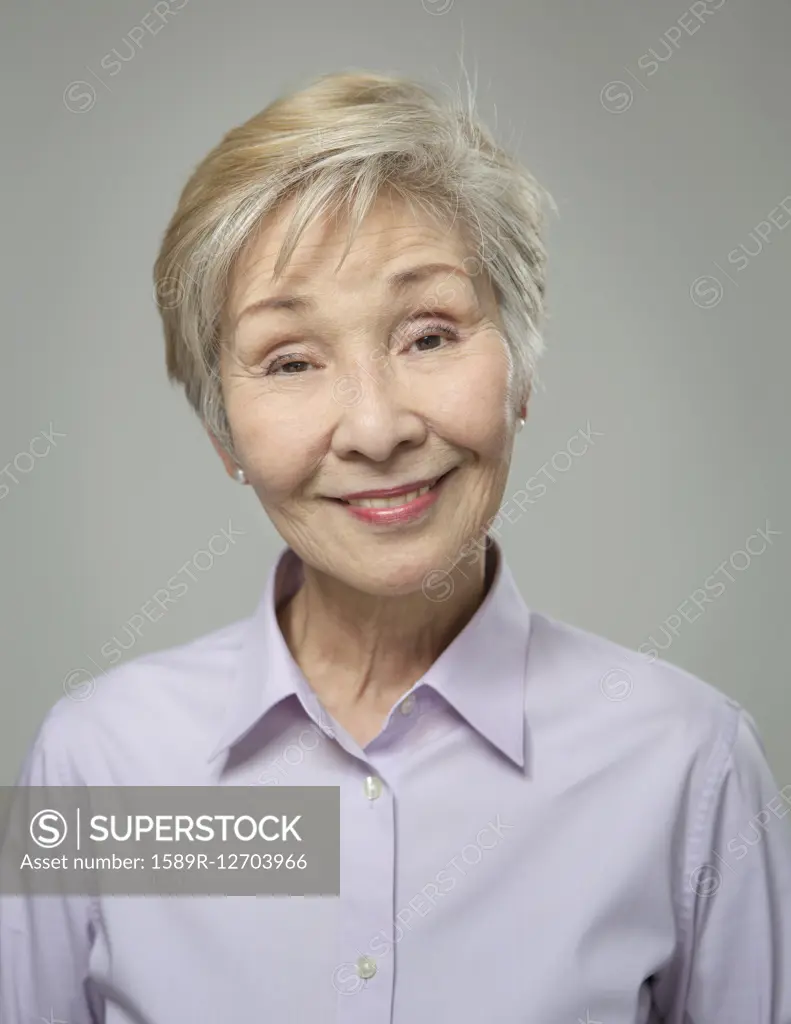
[330,531,470,598]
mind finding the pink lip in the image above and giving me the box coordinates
[340,475,443,501]
[338,471,453,526]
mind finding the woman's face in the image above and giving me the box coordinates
[217,193,522,596]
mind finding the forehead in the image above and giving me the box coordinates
[227,192,476,310]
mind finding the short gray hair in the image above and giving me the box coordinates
[153,70,552,456]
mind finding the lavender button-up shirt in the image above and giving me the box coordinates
[2,542,791,1023]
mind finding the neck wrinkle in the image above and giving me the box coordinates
[276,545,495,709]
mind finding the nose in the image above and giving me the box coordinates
[329,366,427,463]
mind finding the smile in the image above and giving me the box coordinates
[346,482,434,509]
[331,469,457,526]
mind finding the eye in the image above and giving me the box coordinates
[263,352,312,375]
[407,319,460,352]
[414,333,444,352]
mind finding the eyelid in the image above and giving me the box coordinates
[403,316,460,342]
[259,312,460,373]
[403,307,460,324]
[262,350,309,375]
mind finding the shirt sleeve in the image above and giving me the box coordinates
[679,706,791,1024]
[0,707,104,1024]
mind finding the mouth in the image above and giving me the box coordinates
[334,468,457,508]
[324,467,458,526]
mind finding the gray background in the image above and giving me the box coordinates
[1,0,788,785]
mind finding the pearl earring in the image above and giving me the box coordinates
[517,416,526,432]
[233,466,247,484]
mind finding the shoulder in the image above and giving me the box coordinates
[523,611,785,869]
[525,609,746,773]
[18,616,249,784]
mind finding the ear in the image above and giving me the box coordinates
[522,381,533,420]
[206,428,239,480]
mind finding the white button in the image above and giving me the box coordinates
[356,955,377,979]
[363,775,383,800]
[400,694,416,715]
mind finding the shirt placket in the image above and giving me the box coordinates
[335,757,396,1024]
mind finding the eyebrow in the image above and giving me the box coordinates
[232,262,472,330]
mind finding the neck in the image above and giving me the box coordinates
[278,548,495,719]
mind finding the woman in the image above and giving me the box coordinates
[2,70,790,1023]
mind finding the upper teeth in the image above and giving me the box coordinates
[347,483,433,508]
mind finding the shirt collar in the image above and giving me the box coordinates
[207,540,530,768]
[420,543,530,767]
[207,546,308,764]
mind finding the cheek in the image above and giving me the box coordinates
[224,384,323,501]
[425,345,512,456]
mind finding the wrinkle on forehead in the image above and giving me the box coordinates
[227,194,475,312]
